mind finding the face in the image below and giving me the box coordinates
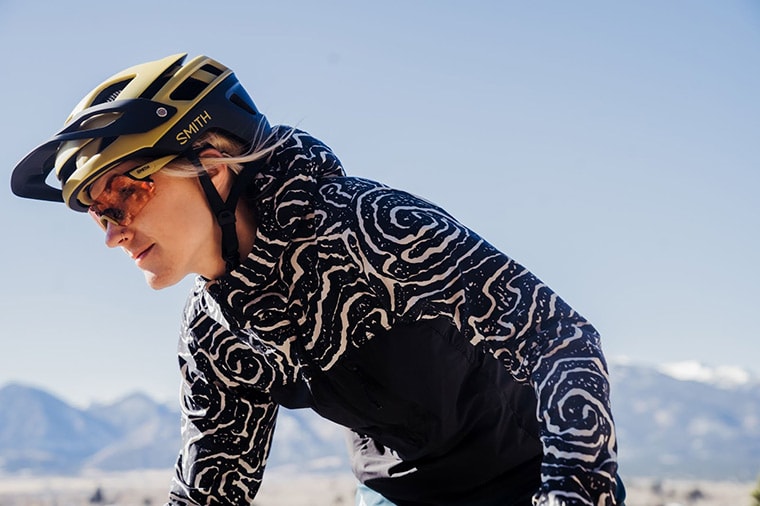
[88,161,226,289]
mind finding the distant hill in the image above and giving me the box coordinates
[1,361,758,480]
[0,383,119,474]
[609,361,760,480]
[0,382,350,476]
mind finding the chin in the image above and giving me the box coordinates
[143,270,181,290]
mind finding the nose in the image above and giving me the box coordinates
[104,221,130,248]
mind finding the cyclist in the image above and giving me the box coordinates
[11,54,624,506]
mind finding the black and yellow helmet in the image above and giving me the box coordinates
[11,53,271,212]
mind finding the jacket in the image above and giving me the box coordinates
[166,128,620,505]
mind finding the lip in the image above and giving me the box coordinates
[132,244,154,264]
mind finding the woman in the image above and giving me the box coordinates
[11,54,625,505]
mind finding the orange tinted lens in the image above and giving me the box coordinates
[88,175,155,228]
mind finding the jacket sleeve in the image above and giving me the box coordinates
[353,187,619,505]
[166,293,279,505]
[511,309,618,506]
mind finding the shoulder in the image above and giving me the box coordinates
[317,175,385,206]
[317,176,450,216]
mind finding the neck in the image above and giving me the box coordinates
[234,199,257,263]
[198,199,257,281]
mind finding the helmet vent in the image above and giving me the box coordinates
[99,136,118,152]
[170,77,207,101]
[230,93,256,115]
[201,63,223,76]
[91,79,132,106]
[140,58,185,99]
[140,74,173,100]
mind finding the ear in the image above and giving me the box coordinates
[199,148,234,199]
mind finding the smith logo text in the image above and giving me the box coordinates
[176,110,212,145]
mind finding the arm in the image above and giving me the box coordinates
[526,317,618,506]
[167,294,279,505]
[352,186,619,504]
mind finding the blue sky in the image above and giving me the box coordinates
[0,0,758,407]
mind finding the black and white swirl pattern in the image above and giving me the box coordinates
[167,129,620,505]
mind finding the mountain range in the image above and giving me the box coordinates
[1,361,758,481]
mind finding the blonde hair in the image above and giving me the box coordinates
[161,127,295,178]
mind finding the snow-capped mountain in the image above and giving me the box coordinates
[656,360,754,388]
[0,382,350,476]
[1,361,758,480]
[608,360,760,480]
[83,393,183,471]
[0,383,119,473]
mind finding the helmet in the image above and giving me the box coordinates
[11,53,272,211]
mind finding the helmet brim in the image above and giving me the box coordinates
[11,98,177,205]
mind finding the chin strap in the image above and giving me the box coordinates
[187,148,259,273]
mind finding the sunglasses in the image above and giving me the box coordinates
[87,154,177,229]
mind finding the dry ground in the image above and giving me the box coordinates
[0,470,755,506]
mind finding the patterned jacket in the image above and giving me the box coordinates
[167,128,620,505]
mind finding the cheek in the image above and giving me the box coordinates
[141,179,211,233]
